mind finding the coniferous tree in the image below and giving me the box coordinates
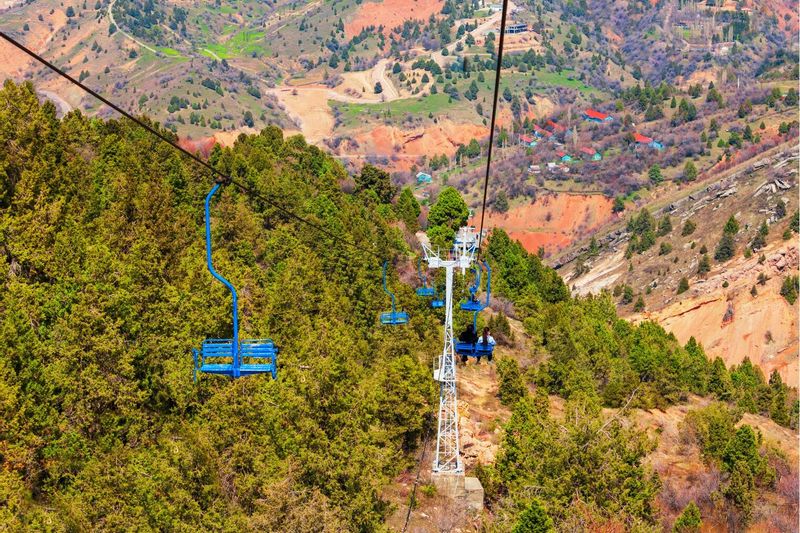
[658,215,672,236]
[683,160,698,181]
[697,254,711,275]
[714,233,736,262]
[724,462,755,525]
[356,164,396,202]
[648,164,663,185]
[677,277,689,294]
[497,358,528,407]
[709,358,733,400]
[673,501,702,532]
[396,187,421,231]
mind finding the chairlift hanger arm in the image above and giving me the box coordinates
[205,183,239,349]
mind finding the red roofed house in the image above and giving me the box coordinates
[579,146,602,161]
[547,119,566,132]
[583,108,613,122]
[519,134,537,147]
[533,124,552,137]
[556,151,573,162]
[634,132,664,150]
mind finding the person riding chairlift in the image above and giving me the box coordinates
[458,324,478,363]
[477,327,496,364]
[458,325,496,364]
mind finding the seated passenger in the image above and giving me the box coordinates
[476,327,496,364]
[459,324,478,363]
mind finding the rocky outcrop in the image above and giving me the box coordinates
[552,149,798,270]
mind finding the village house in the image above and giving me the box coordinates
[634,132,664,150]
[579,146,602,161]
[505,23,528,34]
[519,134,538,147]
[416,171,433,185]
[582,108,613,123]
[533,124,552,138]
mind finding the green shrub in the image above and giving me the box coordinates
[673,501,701,532]
[513,499,554,533]
[781,275,799,305]
[497,358,528,406]
[677,277,689,294]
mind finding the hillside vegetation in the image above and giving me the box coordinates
[0,80,796,531]
[0,80,438,529]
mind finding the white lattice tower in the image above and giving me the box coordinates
[422,227,479,474]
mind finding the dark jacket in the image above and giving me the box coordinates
[459,329,478,344]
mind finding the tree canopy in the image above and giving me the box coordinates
[0,80,437,529]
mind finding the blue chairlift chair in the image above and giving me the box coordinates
[380,261,409,325]
[460,265,484,312]
[416,258,444,308]
[415,258,436,298]
[192,180,278,381]
[455,261,494,359]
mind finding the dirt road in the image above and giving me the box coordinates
[38,89,73,116]
[371,59,399,100]
[267,87,335,143]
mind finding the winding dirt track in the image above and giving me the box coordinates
[38,89,72,115]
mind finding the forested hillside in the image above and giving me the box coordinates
[0,80,438,529]
[0,80,796,531]
[478,232,797,530]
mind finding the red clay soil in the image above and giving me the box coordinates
[651,272,799,383]
[353,120,489,160]
[754,0,798,36]
[177,136,218,157]
[344,0,444,38]
[472,193,616,255]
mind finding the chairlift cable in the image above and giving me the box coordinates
[476,0,511,257]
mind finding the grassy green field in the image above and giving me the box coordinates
[201,43,232,59]
[158,46,182,57]
[337,93,453,118]
[530,69,603,96]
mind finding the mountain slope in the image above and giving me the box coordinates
[0,80,437,529]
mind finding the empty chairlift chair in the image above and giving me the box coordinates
[455,261,495,359]
[192,180,278,381]
[416,258,444,308]
[460,265,484,312]
[415,258,436,298]
[380,261,409,325]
